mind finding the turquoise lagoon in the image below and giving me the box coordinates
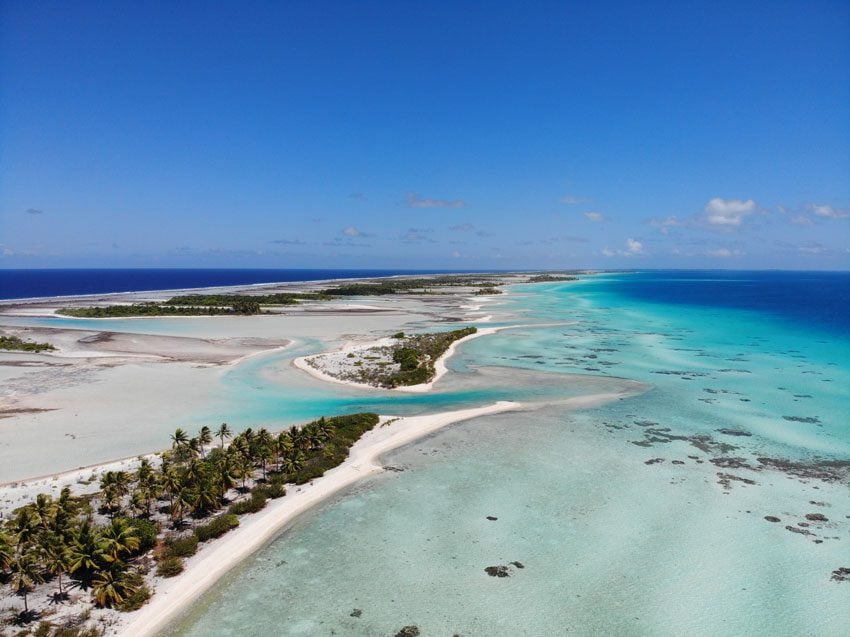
[166,272,850,636]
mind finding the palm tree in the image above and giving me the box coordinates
[187,437,202,459]
[99,519,140,562]
[161,468,182,514]
[9,550,42,615]
[171,428,189,451]
[231,434,250,458]
[32,493,55,530]
[234,453,253,491]
[100,471,131,517]
[305,423,325,451]
[257,443,274,481]
[276,432,294,468]
[171,488,194,526]
[215,455,238,496]
[184,457,205,486]
[91,565,137,608]
[11,507,40,548]
[198,425,213,458]
[136,458,156,488]
[53,487,79,543]
[0,529,13,571]
[215,422,232,449]
[317,416,332,441]
[191,480,219,516]
[42,536,71,599]
[69,521,107,584]
[282,451,305,476]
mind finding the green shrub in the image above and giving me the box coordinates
[255,482,286,499]
[115,572,151,612]
[165,534,198,558]
[228,490,267,515]
[268,471,288,486]
[156,556,184,578]
[53,629,103,637]
[392,331,405,339]
[126,517,159,554]
[194,514,239,542]
[34,622,52,637]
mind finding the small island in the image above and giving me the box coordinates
[302,327,478,388]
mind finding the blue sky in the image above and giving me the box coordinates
[1,1,848,270]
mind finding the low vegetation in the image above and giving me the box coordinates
[55,275,510,318]
[0,335,56,353]
[526,274,579,283]
[0,413,379,629]
[58,302,262,317]
[310,327,477,389]
[165,292,332,306]
[324,275,502,296]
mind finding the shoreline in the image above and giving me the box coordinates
[115,401,523,636]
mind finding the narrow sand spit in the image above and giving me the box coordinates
[115,401,522,636]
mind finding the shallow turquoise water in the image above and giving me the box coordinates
[167,275,850,636]
[9,275,850,633]
[19,275,850,635]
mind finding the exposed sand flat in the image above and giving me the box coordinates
[2,326,291,364]
[0,296,452,482]
[114,402,524,636]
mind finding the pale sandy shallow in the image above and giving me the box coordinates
[0,300,441,482]
[114,401,522,636]
[112,389,636,637]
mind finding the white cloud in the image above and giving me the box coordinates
[602,238,645,257]
[808,203,850,219]
[560,195,587,205]
[703,197,758,226]
[269,238,306,245]
[451,250,462,258]
[400,228,435,243]
[342,226,364,237]
[406,193,466,209]
[626,238,643,254]
[705,247,744,258]
[798,242,827,254]
[790,215,813,226]
[583,211,604,222]
[449,223,474,231]
[647,215,687,234]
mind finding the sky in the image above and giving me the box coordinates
[1,0,848,270]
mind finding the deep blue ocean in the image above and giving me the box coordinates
[0,268,470,300]
[606,270,850,337]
